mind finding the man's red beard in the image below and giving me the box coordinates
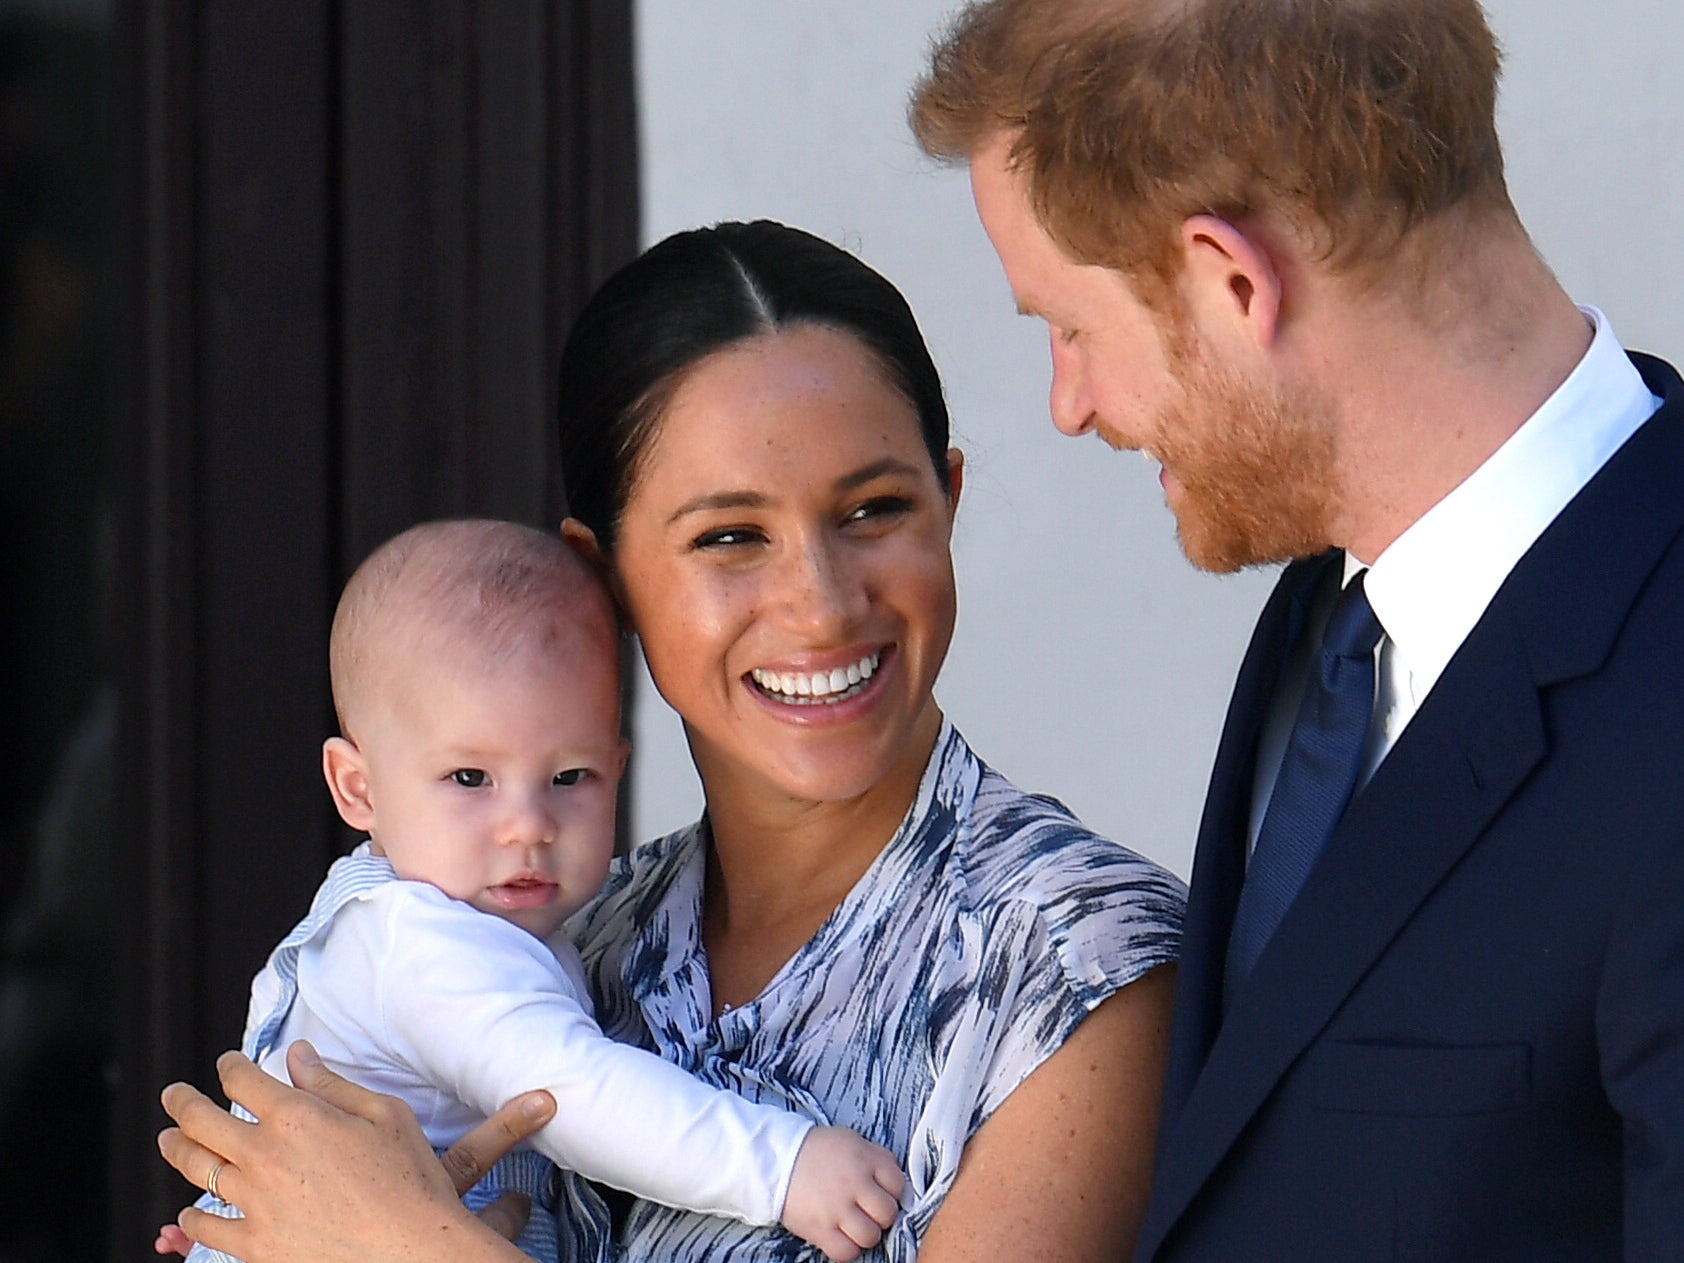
[1152,339,1339,573]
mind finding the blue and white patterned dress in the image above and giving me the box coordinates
[568,721,1186,1261]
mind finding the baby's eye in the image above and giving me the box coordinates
[554,768,589,787]
[450,768,487,788]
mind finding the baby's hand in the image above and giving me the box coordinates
[154,1223,193,1256]
[779,1125,905,1262]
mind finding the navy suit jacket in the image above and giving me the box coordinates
[1136,353,1684,1262]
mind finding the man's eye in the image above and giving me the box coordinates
[450,769,487,788]
[554,768,588,787]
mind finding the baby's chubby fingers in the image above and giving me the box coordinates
[811,1225,865,1263]
[858,1177,902,1231]
[838,1202,887,1252]
[154,1223,192,1256]
[472,1191,535,1244]
[869,1150,905,1217]
[876,1154,906,1198]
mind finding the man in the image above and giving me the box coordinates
[912,1,1684,1259]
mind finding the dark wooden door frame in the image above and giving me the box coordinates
[113,1,637,1248]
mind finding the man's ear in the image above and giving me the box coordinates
[322,736,375,832]
[1179,214,1284,352]
[945,446,965,512]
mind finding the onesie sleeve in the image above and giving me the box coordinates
[350,886,812,1226]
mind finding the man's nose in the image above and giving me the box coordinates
[1048,333,1096,436]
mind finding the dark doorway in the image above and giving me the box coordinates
[0,3,637,1256]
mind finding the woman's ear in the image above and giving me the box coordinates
[322,736,375,832]
[561,516,633,627]
[560,516,604,567]
[945,446,965,511]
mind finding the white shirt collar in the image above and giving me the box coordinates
[1349,307,1660,698]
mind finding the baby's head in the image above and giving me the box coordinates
[322,519,626,939]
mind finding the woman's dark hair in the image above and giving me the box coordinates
[557,220,950,550]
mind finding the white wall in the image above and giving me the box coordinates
[628,0,1684,878]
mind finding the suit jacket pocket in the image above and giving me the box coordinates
[1307,1040,1532,1117]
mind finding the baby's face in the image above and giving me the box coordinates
[357,643,626,939]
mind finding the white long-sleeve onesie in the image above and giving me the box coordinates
[246,855,811,1224]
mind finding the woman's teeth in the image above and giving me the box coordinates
[750,652,880,705]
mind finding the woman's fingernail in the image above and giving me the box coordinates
[292,1041,321,1066]
[521,1094,550,1120]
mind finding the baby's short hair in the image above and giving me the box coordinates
[329,519,615,739]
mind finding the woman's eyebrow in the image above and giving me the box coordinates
[665,490,769,526]
[664,459,925,527]
[835,458,925,492]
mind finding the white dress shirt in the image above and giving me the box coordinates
[1249,307,1661,847]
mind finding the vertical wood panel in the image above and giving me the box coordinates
[478,1,550,525]
[340,0,472,558]
[113,0,638,1251]
[112,0,202,1245]
[196,0,338,1054]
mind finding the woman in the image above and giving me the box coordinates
[159,222,1185,1262]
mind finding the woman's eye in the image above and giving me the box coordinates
[450,769,487,788]
[554,768,589,787]
[691,525,765,550]
[846,495,914,525]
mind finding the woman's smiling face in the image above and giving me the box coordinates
[610,323,961,810]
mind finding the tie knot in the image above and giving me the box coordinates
[1324,571,1383,660]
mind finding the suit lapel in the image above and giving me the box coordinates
[1161,552,1334,1122]
[1140,353,1684,1261]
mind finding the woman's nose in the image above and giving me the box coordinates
[1048,332,1096,437]
[777,535,866,635]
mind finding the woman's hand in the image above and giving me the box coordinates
[156,1041,554,1263]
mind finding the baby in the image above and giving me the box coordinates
[163,519,903,1263]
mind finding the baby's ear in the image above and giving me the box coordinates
[322,736,376,831]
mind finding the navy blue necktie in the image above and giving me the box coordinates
[1225,571,1384,1006]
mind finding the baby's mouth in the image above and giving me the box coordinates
[489,876,558,909]
[748,650,882,706]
